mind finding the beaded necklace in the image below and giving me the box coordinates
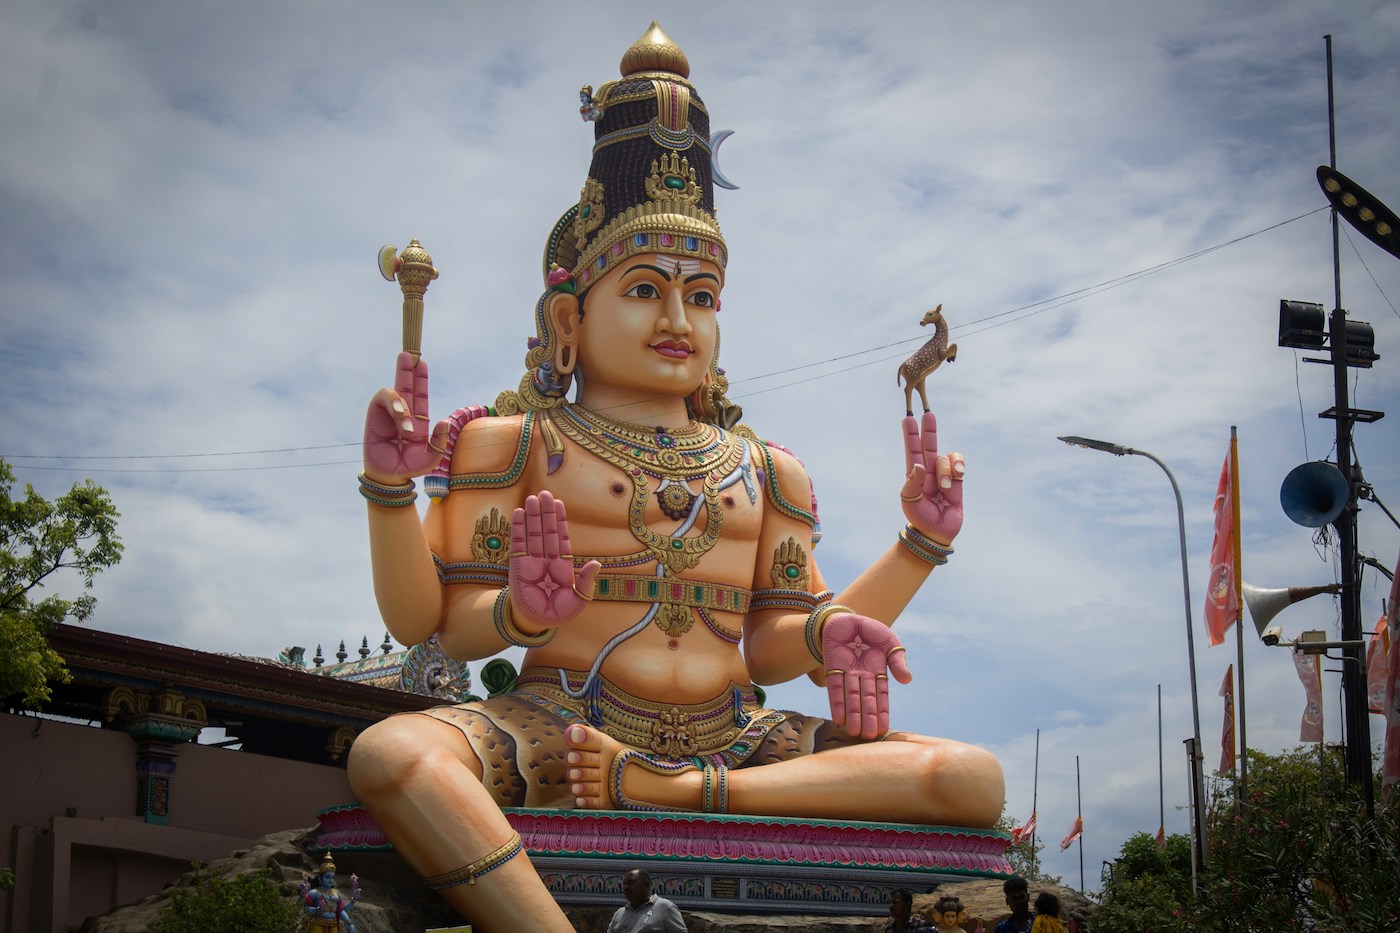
[554,405,745,575]
[561,405,728,475]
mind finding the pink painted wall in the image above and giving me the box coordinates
[1,713,356,932]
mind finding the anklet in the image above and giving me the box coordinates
[804,603,852,665]
[702,760,729,814]
[609,750,693,812]
[422,831,523,889]
[493,588,556,647]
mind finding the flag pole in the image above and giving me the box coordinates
[1076,754,1084,893]
[1230,426,1247,799]
[1031,728,1040,878]
[1158,684,1166,839]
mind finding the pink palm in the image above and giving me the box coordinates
[823,613,912,739]
[508,491,600,628]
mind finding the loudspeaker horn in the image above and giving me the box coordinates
[1241,581,1342,639]
[1279,461,1349,528]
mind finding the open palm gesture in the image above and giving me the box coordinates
[824,612,913,739]
[509,491,600,630]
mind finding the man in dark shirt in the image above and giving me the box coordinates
[607,869,686,933]
[882,888,933,932]
[993,877,1035,933]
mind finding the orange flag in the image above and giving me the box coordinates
[1154,824,1166,846]
[1220,664,1236,773]
[1010,809,1037,845]
[1383,550,1400,797]
[1060,815,1083,851]
[1366,614,1390,714]
[1204,440,1241,647]
[1294,650,1324,743]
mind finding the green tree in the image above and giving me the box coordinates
[1094,832,1196,933]
[0,459,122,707]
[150,866,303,933]
[1094,747,1398,932]
[1199,746,1396,931]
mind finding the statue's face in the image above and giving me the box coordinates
[319,871,335,887]
[574,256,720,401]
[939,908,961,926]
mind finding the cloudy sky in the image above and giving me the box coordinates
[4,0,1399,892]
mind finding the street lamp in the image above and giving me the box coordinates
[1057,435,1208,893]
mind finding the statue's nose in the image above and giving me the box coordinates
[661,290,692,333]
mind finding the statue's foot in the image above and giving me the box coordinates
[564,724,702,811]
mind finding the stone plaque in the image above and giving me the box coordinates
[711,877,740,899]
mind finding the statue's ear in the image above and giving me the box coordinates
[547,291,582,375]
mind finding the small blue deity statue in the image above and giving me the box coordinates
[301,852,358,932]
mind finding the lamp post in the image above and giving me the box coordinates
[1058,435,1208,893]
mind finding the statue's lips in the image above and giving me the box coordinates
[650,341,692,359]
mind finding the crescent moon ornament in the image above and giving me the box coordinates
[710,129,740,190]
[377,244,400,282]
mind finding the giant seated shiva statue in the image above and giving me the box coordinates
[345,23,1005,932]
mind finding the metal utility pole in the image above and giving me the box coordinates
[1322,35,1374,812]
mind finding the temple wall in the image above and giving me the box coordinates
[1,712,354,933]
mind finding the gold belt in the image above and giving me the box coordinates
[592,572,751,613]
[514,667,760,758]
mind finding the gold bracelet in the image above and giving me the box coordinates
[493,588,556,647]
[422,831,523,889]
[804,603,853,665]
[358,472,417,508]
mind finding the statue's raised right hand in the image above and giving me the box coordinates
[509,491,601,632]
[363,351,451,482]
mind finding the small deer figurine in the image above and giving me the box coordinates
[897,304,957,415]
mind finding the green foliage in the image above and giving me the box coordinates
[0,459,122,707]
[1095,832,1196,933]
[1095,747,1399,932]
[1114,831,1192,902]
[150,866,303,933]
[995,812,1064,886]
[1093,874,1195,933]
[0,866,14,890]
[1199,746,1398,931]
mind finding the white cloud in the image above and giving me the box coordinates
[3,0,1398,893]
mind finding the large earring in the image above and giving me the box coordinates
[687,325,743,429]
[495,291,575,414]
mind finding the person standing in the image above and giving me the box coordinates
[883,887,934,931]
[993,877,1035,933]
[1030,892,1063,933]
[607,869,686,933]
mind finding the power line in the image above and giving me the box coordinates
[2,208,1331,474]
[3,443,360,462]
[7,459,360,474]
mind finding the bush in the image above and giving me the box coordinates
[150,866,303,933]
[1199,747,1398,931]
[1095,748,1398,932]
[1093,874,1196,933]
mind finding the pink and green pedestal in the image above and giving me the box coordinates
[316,804,1013,916]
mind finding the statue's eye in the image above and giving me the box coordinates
[688,291,714,308]
[625,283,659,299]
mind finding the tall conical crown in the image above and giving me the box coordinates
[543,22,726,295]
